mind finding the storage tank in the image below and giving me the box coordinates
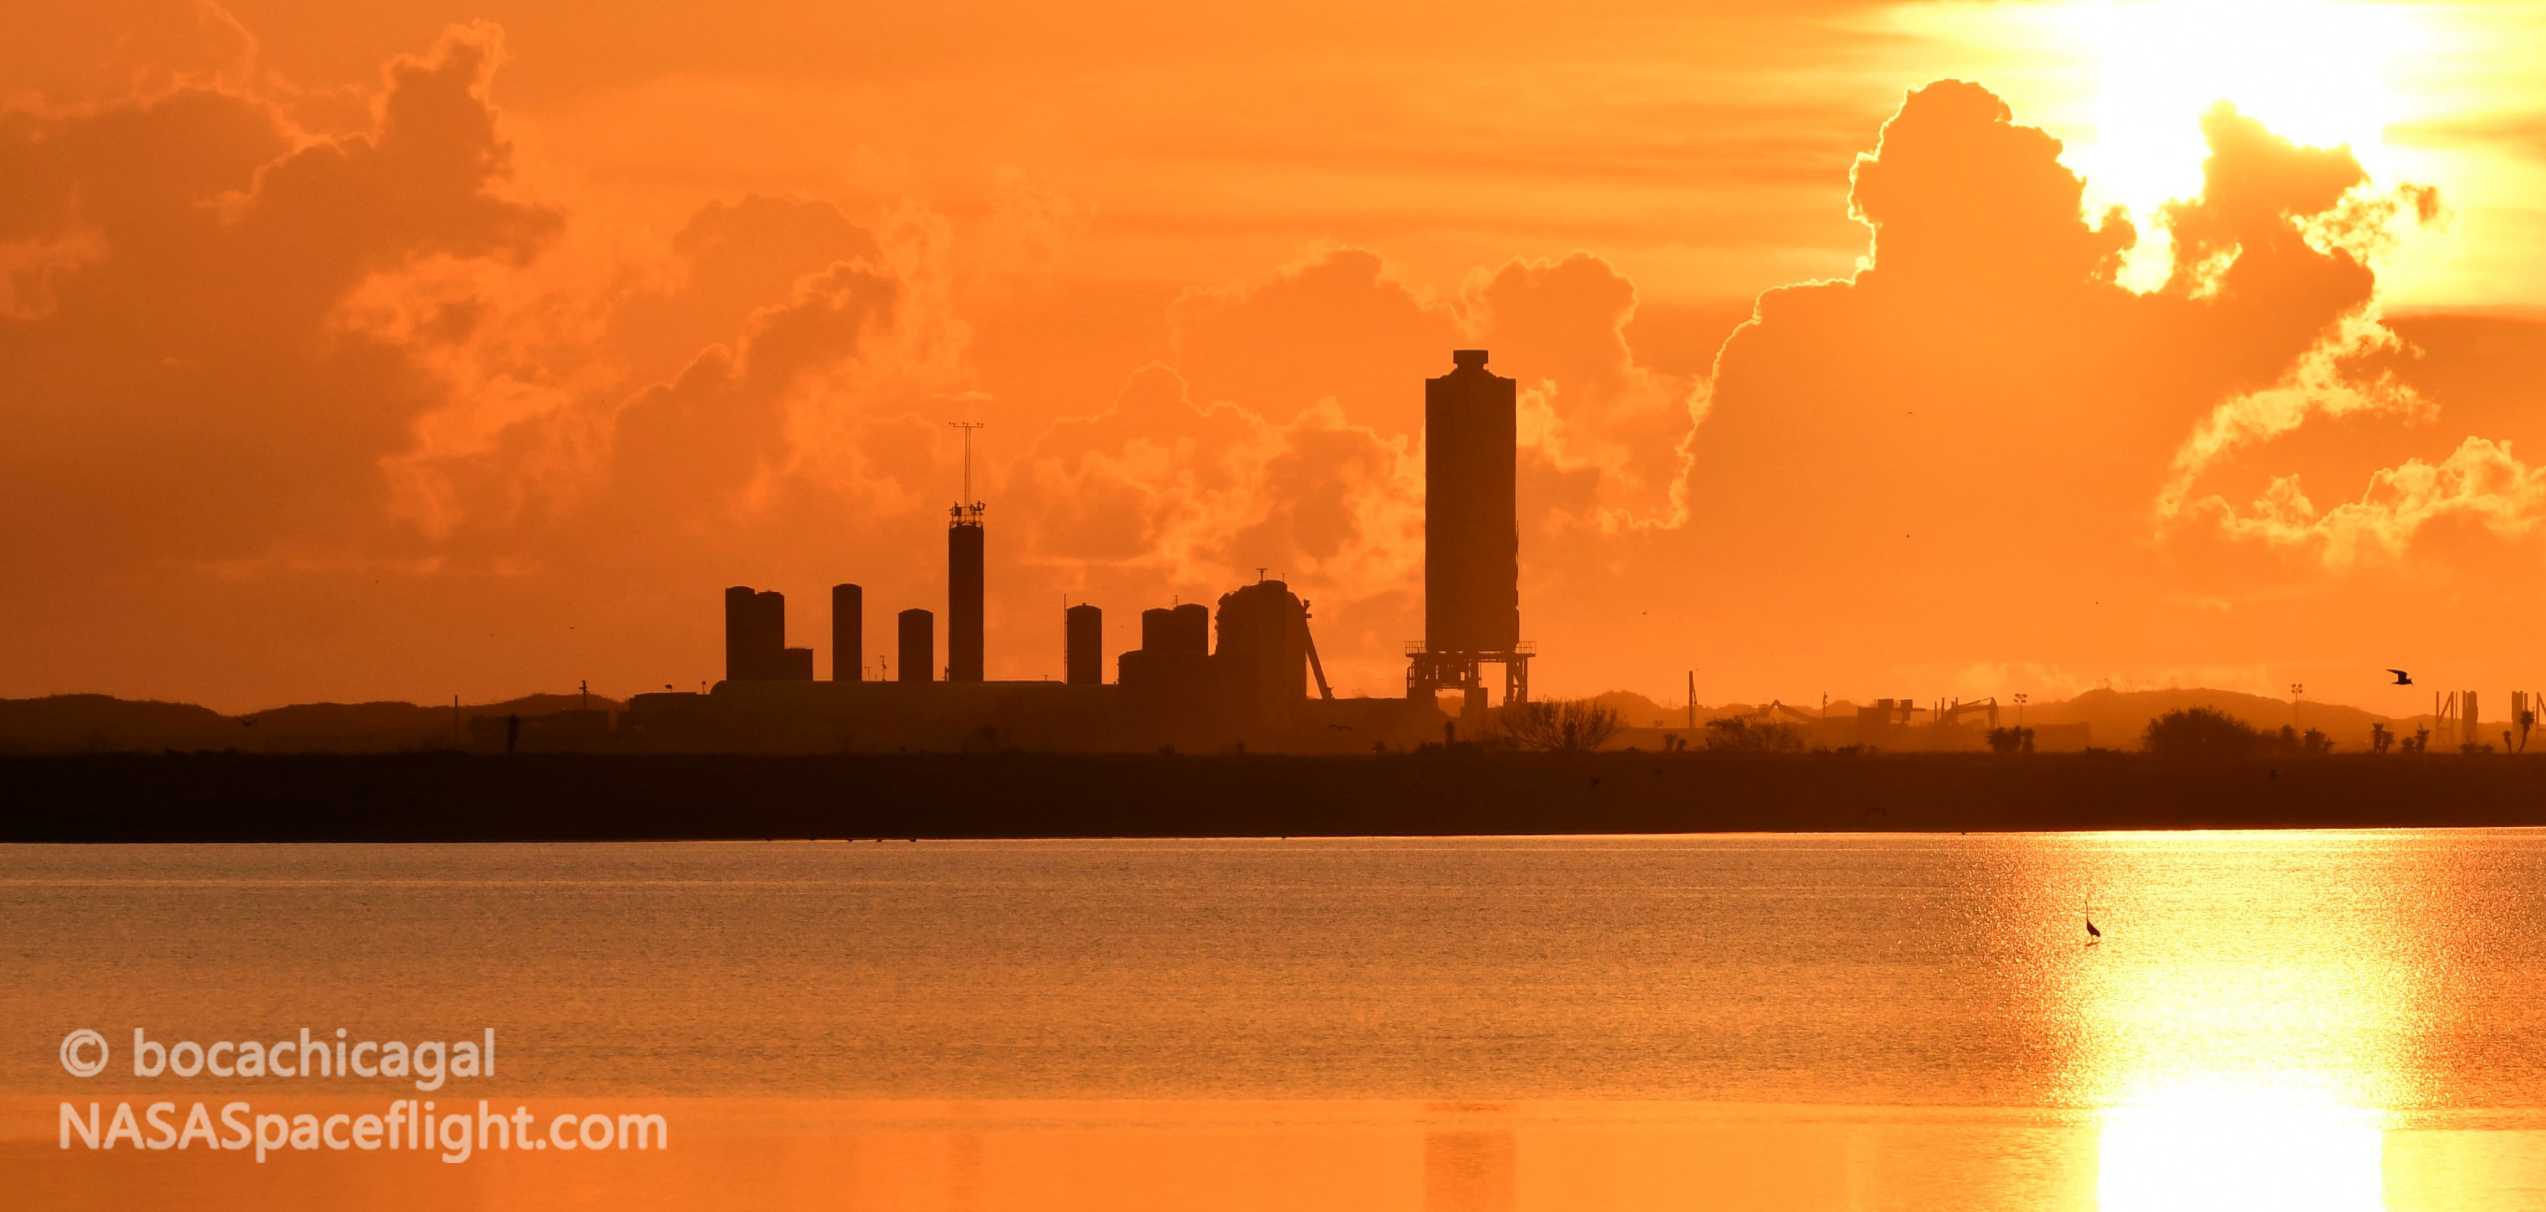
[723,586,757,682]
[723,586,786,681]
[1065,604,1103,685]
[752,591,785,675]
[1139,607,1174,655]
[1214,580,1308,716]
[832,583,862,681]
[778,647,814,681]
[1169,602,1210,658]
[898,608,934,684]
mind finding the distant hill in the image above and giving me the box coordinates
[1591,690,1801,729]
[0,695,233,753]
[1588,690,1679,728]
[0,693,617,754]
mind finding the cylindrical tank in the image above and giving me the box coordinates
[1140,607,1174,654]
[1065,604,1103,685]
[1169,602,1210,658]
[725,586,786,681]
[832,583,862,682]
[898,608,934,684]
[779,647,814,681]
[947,521,984,682]
[1214,581,1307,715]
[751,591,785,677]
[1424,349,1519,652]
[723,586,757,682]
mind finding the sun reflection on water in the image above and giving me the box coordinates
[2056,831,2433,1211]
[2098,1076,2382,1211]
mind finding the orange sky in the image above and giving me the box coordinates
[6,0,2546,713]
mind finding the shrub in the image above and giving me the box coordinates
[2142,708,2263,759]
[1702,716,1805,754]
[1987,726,2035,755]
[1497,699,1622,752]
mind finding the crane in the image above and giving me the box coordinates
[1934,697,2000,731]
[1300,600,1335,702]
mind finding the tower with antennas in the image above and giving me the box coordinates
[947,420,987,682]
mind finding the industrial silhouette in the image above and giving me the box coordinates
[722,586,811,682]
[1064,603,1102,687]
[629,360,1529,752]
[898,608,933,685]
[833,583,863,681]
[1408,350,1532,719]
[947,420,987,684]
[331,345,2540,764]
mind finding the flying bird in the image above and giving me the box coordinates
[2388,669,2414,686]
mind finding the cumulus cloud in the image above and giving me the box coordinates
[2157,313,2434,522]
[1014,364,1420,582]
[0,23,556,571]
[1672,77,2534,694]
[2,0,259,104]
[2191,437,2546,567]
[1846,80,2135,300]
[1462,254,1701,532]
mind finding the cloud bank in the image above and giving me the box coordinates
[3,15,2540,711]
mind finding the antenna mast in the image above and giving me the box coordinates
[948,420,987,524]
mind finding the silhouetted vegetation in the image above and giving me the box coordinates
[2144,710,2337,758]
[1497,699,1622,752]
[1702,717,1805,754]
[1987,726,2035,755]
[2143,708,2264,759]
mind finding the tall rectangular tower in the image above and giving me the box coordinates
[1410,349,1529,706]
[948,512,984,682]
[947,420,988,683]
[1425,349,1519,651]
[832,583,862,681]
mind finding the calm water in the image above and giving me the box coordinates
[6,833,2546,1209]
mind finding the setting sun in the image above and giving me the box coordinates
[2059,1,2437,206]
[1901,0,2454,289]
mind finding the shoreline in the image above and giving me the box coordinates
[8,751,2546,842]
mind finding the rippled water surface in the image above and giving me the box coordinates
[7,833,2545,1209]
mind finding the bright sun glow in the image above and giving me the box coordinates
[2058,1,2432,208]
[1913,0,2456,290]
[2098,1076,2384,1212]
